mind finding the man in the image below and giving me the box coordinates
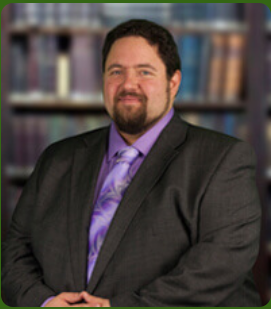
[2,19,261,307]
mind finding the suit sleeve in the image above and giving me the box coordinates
[110,141,262,306]
[2,149,56,307]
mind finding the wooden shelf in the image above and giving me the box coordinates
[175,101,245,112]
[10,100,106,112]
[9,22,248,36]
[5,166,33,184]
[9,95,105,112]
[9,96,246,113]
[9,25,107,35]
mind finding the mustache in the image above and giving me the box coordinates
[115,91,147,102]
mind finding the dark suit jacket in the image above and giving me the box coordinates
[2,113,262,307]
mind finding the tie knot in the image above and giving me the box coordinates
[116,147,139,165]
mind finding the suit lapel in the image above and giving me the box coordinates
[68,128,109,292]
[87,113,188,294]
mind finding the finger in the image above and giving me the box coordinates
[69,304,91,307]
[80,292,103,303]
[60,292,83,303]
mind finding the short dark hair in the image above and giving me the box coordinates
[102,19,181,79]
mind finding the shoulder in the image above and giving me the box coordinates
[183,120,256,165]
[39,126,109,164]
[187,121,241,146]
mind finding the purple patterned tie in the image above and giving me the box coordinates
[87,146,139,282]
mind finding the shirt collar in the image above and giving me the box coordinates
[107,108,174,162]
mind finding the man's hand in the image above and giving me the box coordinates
[45,292,110,307]
[79,292,111,307]
[45,292,84,307]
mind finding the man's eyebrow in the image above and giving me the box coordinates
[107,63,157,72]
[107,64,123,71]
[136,64,157,72]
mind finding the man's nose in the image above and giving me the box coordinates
[121,71,138,90]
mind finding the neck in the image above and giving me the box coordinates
[117,130,145,146]
[115,107,174,145]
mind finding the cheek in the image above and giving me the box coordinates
[104,82,117,99]
[144,82,166,101]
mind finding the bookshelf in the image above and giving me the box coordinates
[1,3,270,305]
[9,98,246,113]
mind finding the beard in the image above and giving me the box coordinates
[112,84,171,135]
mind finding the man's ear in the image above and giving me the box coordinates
[169,70,182,98]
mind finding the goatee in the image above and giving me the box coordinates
[113,91,148,134]
[112,85,171,135]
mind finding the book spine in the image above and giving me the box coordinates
[208,34,227,101]
[10,39,27,93]
[178,35,202,100]
[267,40,271,99]
[56,3,72,26]
[11,3,26,26]
[25,3,40,26]
[43,35,57,94]
[70,36,97,98]
[208,3,242,24]
[223,34,245,103]
[35,116,48,157]
[43,3,56,26]
[13,116,27,168]
[27,35,40,95]
[57,53,70,98]
[198,35,211,100]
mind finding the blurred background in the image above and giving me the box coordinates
[1,3,270,305]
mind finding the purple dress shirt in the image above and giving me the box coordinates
[93,108,174,206]
[41,108,174,306]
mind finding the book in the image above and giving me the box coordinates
[171,3,208,25]
[43,3,57,26]
[57,53,70,98]
[101,3,170,27]
[25,3,41,26]
[11,115,112,170]
[11,3,26,26]
[176,35,202,101]
[27,35,41,96]
[69,3,101,27]
[41,35,57,95]
[70,35,99,99]
[12,116,28,169]
[180,112,245,140]
[198,35,211,100]
[223,34,245,103]
[206,3,244,27]
[208,34,227,101]
[56,3,72,27]
[267,40,271,100]
[10,38,27,94]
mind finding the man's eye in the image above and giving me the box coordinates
[111,70,122,76]
[141,70,151,76]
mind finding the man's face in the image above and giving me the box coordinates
[103,36,181,135]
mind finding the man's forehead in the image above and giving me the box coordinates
[107,36,159,55]
[105,36,162,69]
